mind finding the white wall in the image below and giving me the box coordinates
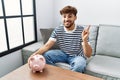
[53,0,120,27]
[0,50,23,77]
[36,0,54,41]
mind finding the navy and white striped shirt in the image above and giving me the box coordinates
[50,25,86,58]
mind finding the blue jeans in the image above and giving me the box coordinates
[43,50,86,73]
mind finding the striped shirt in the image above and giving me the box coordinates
[50,25,86,58]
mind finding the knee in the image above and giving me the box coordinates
[76,61,86,72]
[71,63,86,73]
[79,58,86,67]
[70,57,86,73]
[74,57,86,67]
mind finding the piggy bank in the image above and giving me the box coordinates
[28,54,46,73]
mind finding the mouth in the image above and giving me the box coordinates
[65,21,71,24]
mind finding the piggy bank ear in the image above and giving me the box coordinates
[39,58,43,61]
[39,57,45,62]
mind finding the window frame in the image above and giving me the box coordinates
[0,0,37,57]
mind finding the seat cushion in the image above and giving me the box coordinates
[86,55,120,78]
[89,25,99,55]
[96,24,120,57]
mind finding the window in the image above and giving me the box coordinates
[0,0,37,57]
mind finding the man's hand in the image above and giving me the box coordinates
[81,25,92,58]
[82,25,91,42]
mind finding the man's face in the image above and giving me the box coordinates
[62,13,77,28]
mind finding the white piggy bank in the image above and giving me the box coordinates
[28,54,46,73]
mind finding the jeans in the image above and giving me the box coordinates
[43,50,86,73]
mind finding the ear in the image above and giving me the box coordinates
[75,16,77,20]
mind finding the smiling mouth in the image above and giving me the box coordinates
[66,22,70,24]
[65,21,71,24]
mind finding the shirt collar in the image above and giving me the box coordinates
[64,24,77,33]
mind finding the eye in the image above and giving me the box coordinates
[39,58,44,61]
[68,15,72,18]
[68,14,72,18]
[30,57,34,61]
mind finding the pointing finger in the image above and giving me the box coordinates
[87,25,91,31]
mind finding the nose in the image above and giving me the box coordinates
[33,65,39,69]
[65,17,69,21]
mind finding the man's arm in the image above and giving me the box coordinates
[33,39,55,55]
[82,41,92,58]
[82,25,92,58]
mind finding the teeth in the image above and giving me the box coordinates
[66,22,70,23]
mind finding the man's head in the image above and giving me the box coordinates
[60,6,77,29]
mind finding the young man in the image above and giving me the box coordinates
[28,5,92,73]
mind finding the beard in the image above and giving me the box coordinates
[63,20,74,28]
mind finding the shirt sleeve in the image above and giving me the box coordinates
[49,28,57,42]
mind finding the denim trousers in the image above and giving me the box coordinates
[43,50,86,73]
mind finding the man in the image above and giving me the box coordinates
[28,5,92,73]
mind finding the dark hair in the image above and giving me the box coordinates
[60,6,77,16]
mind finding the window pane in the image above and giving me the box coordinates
[23,17,35,43]
[7,18,23,49]
[4,0,20,16]
[22,0,33,15]
[0,19,7,52]
[0,1,3,16]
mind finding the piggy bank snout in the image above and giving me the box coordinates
[29,54,46,73]
[33,64,39,69]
